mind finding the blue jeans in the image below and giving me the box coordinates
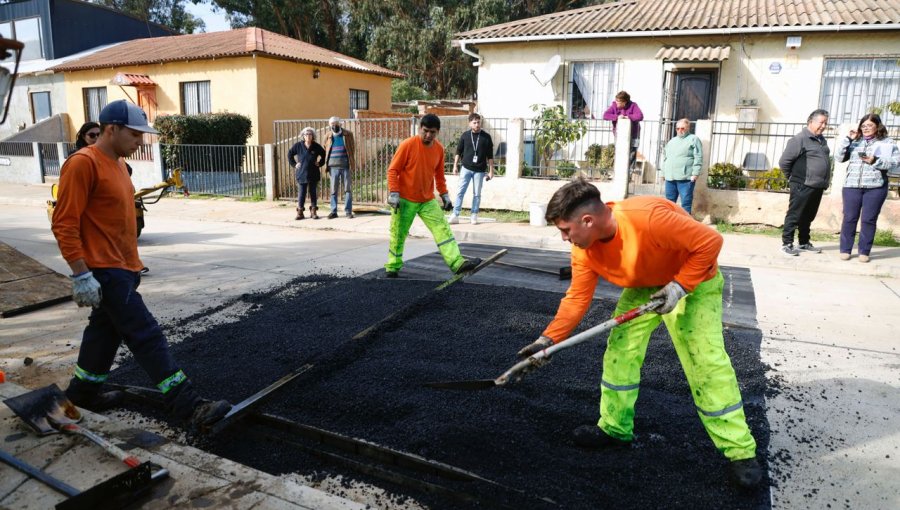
[77,268,181,388]
[665,179,695,214]
[453,167,486,215]
[329,167,352,214]
[840,185,888,256]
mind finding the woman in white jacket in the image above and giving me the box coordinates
[837,113,900,262]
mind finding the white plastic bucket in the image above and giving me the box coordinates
[529,202,547,227]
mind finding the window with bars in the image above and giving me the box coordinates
[83,87,107,122]
[181,81,211,114]
[820,57,900,125]
[349,89,369,118]
[569,61,618,119]
[30,91,51,122]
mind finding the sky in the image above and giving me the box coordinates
[184,2,231,33]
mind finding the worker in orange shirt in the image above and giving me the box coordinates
[52,100,230,431]
[385,114,480,277]
[516,178,762,488]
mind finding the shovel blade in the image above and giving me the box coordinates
[3,384,82,436]
[423,379,498,391]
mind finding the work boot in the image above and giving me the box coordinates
[729,457,763,489]
[454,257,482,274]
[295,207,304,220]
[166,381,231,432]
[385,270,399,278]
[310,206,319,219]
[328,211,338,219]
[65,378,125,412]
[572,425,631,449]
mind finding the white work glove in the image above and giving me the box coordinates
[650,281,686,314]
[70,271,102,308]
[387,192,400,210]
[516,336,553,360]
[440,193,453,211]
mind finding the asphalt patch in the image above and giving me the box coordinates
[111,260,771,509]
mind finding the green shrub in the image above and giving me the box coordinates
[494,164,506,176]
[155,113,252,145]
[748,167,788,191]
[556,160,577,178]
[584,143,615,179]
[708,162,746,189]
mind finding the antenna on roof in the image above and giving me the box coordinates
[530,55,561,87]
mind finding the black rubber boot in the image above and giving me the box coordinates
[454,257,482,274]
[385,270,399,278]
[729,457,763,489]
[64,377,125,412]
[572,425,631,449]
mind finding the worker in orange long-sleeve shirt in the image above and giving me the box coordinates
[384,114,480,277]
[51,100,230,432]
[516,178,762,489]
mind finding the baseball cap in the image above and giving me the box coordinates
[98,100,159,134]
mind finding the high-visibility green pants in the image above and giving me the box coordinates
[597,271,757,461]
[386,198,464,273]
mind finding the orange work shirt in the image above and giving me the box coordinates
[52,146,143,272]
[387,135,448,203]
[542,196,722,342]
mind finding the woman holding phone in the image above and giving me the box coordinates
[836,113,899,262]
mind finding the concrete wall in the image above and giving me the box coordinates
[0,73,69,140]
[254,58,393,145]
[0,146,41,184]
[473,32,900,124]
[59,56,394,146]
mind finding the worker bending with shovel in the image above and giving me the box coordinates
[51,100,231,431]
[517,178,762,488]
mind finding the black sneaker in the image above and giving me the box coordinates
[190,400,232,431]
[729,457,763,488]
[346,211,355,219]
[780,244,799,257]
[385,270,399,279]
[797,243,821,253]
[572,425,631,449]
[454,257,482,274]
[327,211,338,219]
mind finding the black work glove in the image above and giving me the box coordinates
[440,193,453,211]
[516,336,553,360]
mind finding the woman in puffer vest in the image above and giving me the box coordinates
[836,113,900,262]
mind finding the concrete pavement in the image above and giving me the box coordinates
[2,181,899,509]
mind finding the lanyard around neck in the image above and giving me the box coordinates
[470,131,479,153]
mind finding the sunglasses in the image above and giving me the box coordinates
[86,132,100,139]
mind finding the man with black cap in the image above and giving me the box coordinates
[51,100,231,431]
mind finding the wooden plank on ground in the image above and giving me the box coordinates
[0,242,71,318]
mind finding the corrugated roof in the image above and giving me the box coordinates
[455,0,900,42]
[50,28,404,79]
[110,73,156,86]
[655,45,731,61]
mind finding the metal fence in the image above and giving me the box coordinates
[0,141,34,157]
[161,144,265,198]
[130,144,155,162]
[708,121,812,191]
[274,117,416,206]
[38,143,62,179]
[439,117,509,175]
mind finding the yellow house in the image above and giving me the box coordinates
[50,28,403,145]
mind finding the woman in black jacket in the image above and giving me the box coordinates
[288,127,326,220]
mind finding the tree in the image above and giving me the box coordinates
[91,0,206,34]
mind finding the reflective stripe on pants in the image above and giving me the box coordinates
[386,198,464,272]
[598,271,757,460]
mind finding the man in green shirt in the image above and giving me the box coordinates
[662,118,703,215]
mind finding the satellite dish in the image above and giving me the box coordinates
[531,55,561,87]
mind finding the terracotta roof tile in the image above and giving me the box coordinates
[50,28,403,78]
[455,0,900,41]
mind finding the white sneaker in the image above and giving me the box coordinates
[448,214,459,224]
[470,214,478,225]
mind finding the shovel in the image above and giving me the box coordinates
[5,384,141,468]
[425,298,664,390]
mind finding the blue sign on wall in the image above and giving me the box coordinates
[769,62,782,74]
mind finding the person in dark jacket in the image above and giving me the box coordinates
[288,127,326,220]
[779,109,831,257]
